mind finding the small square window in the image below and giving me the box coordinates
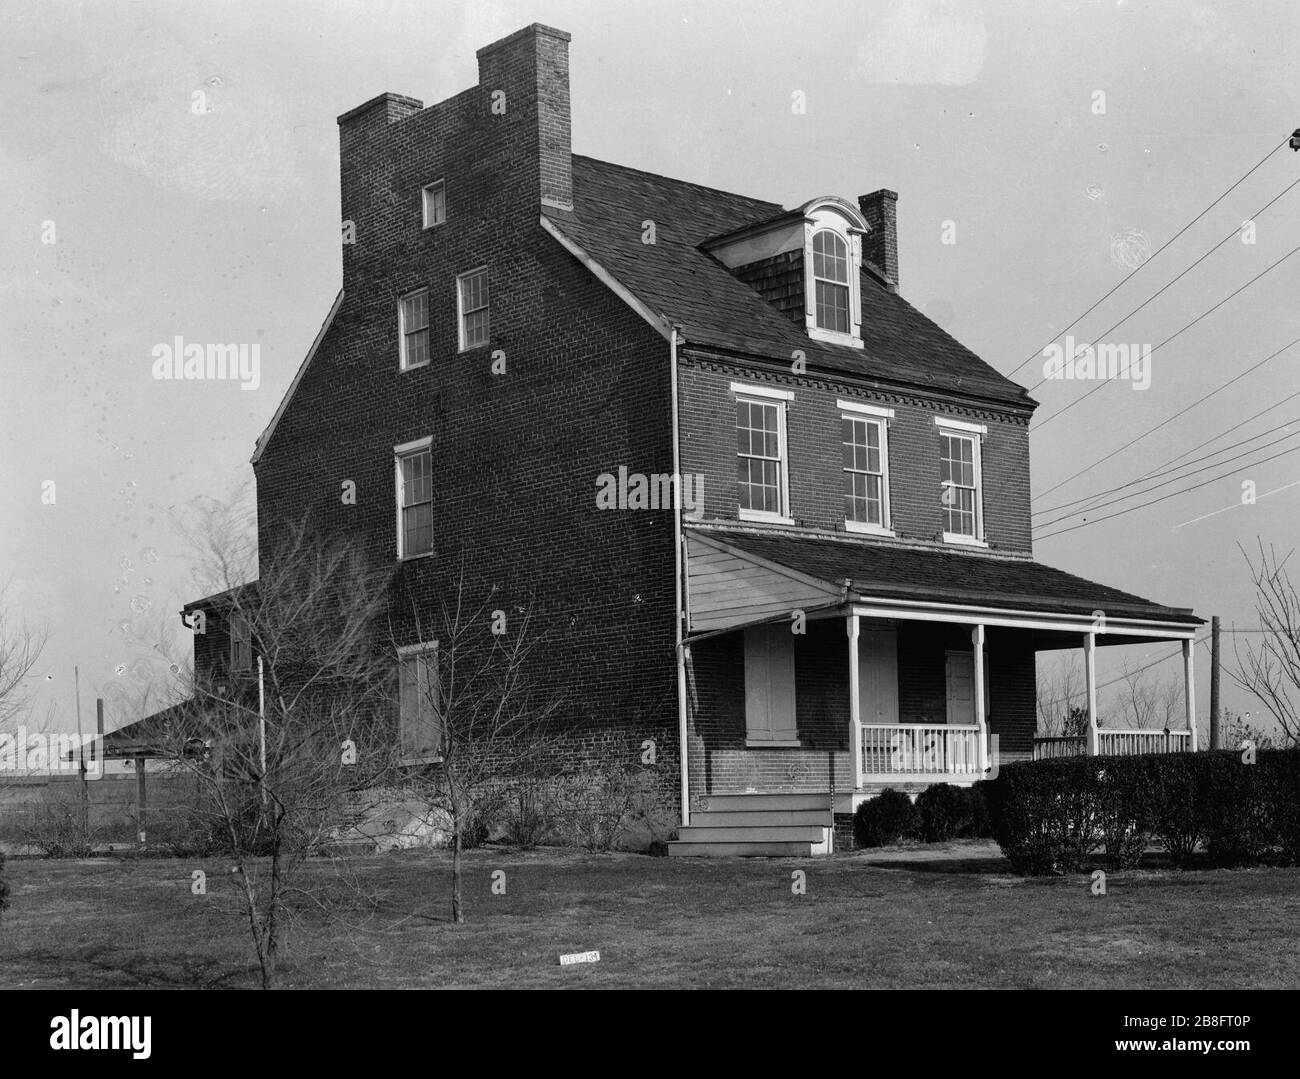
[457,268,489,351]
[422,181,445,228]
[400,290,429,370]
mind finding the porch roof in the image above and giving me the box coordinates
[685,527,1201,634]
[101,701,192,759]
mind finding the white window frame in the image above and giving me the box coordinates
[397,641,442,764]
[394,436,434,560]
[935,417,988,547]
[802,209,864,349]
[840,400,894,536]
[421,180,446,229]
[399,288,430,371]
[457,266,490,352]
[731,382,794,524]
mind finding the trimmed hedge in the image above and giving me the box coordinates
[853,789,918,847]
[917,783,993,842]
[983,747,1300,875]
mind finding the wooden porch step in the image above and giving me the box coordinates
[691,809,830,827]
[668,840,813,857]
[696,792,832,812]
[677,825,828,843]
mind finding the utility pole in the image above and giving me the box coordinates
[1209,615,1221,751]
[74,666,88,835]
[94,697,104,779]
[258,655,267,812]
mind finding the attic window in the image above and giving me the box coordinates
[800,201,865,349]
[812,230,851,333]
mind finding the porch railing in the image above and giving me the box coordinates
[1032,729,1193,760]
[1098,728,1192,756]
[861,723,982,778]
[1031,736,1087,760]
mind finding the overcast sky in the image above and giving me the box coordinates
[3,0,1299,737]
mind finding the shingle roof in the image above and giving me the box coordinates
[546,156,1036,410]
[696,527,1201,624]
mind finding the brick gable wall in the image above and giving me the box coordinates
[253,27,683,800]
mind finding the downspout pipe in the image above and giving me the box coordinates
[670,326,690,827]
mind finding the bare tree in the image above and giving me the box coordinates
[0,589,53,869]
[1231,541,1300,746]
[397,571,562,925]
[1220,707,1280,752]
[1036,652,1086,737]
[0,587,47,728]
[1112,660,1162,729]
[153,515,400,988]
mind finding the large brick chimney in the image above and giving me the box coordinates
[334,24,573,290]
[476,23,573,211]
[858,189,899,290]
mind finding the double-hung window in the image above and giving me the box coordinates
[421,180,445,228]
[840,400,893,534]
[812,229,851,334]
[399,289,429,370]
[733,383,793,523]
[457,267,489,351]
[395,438,433,558]
[936,417,987,545]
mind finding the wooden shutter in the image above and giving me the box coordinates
[859,627,899,724]
[744,624,797,742]
[399,650,442,759]
[945,651,975,726]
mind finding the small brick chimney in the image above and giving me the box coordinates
[858,190,899,290]
[476,23,573,211]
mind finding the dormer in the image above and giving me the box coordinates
[704,196,870,350]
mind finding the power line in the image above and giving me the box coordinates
[1024,175,1300,396]
[1004,134,1292,380]
[1035,441,1300,541]
[1033,332,1300,503]
[1039,636,1207,706]
[1033,419,1300,523]
[1035,413,1300,518]
[1033,240,1300,429]
[1171,475,1300,530]
[1065,387,1300,513]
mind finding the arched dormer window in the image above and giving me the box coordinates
[801,198,865,349]
[812,230,851,333]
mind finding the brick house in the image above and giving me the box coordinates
[124,23,1203,855]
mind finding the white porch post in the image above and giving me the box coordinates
[1183,638,1199,751]
[972,623,988,774]
[848,613,862,791]
[1084,631,1099,755]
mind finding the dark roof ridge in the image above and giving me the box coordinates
[572,153,781,212]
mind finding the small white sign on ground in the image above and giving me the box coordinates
[559,950,600,967]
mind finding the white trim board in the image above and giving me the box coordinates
[539,216,674,342]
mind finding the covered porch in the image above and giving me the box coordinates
[675,528,1202,851]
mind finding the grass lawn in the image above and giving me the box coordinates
[1,842,1298,989]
